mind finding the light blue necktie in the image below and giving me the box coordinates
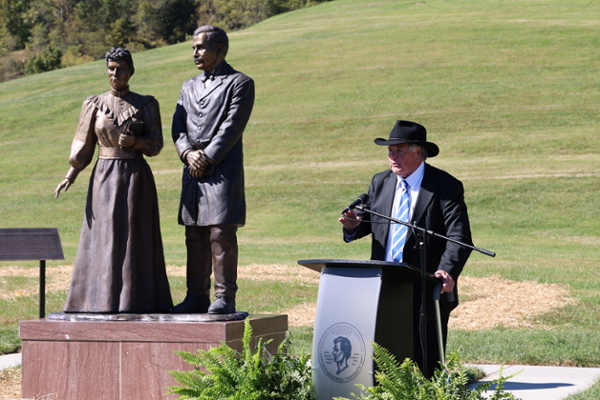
[391,180,410,262]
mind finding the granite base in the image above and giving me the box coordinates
[19,313,287,400]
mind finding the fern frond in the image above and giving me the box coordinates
[241,318,253,360]
[167,321,315,400]
[174,349,210,367]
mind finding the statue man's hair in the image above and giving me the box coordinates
[193,25,229,58]
[105,48,135,75]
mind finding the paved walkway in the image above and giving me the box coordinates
[0,352,22,370]
[471,364,600,400]
[2,354,600,399]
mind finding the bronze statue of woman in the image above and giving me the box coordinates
[55,48,173,313]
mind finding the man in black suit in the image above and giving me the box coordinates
[171,25,255,314]
[339,120,472,376]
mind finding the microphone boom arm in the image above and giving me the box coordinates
[355,205,495,258]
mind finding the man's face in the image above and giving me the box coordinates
[107,61,131,91]
[332,342,344,362]
[192,33,224,71]
[388,144,423,178]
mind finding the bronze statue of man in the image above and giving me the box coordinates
[55,48,173,313]
[171,25,255,314]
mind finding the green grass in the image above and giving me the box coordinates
[449,328,600,367]
[564,381,600,400]
[2,3,600,395]
[0,326,20,355]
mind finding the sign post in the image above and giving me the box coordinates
[0,228,64,318]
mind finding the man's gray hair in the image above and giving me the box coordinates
[409,143,428,161]
[193,25,229,58]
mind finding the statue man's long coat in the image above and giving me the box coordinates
[172,62,255,226]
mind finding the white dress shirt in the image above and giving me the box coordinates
[384,161,425,262]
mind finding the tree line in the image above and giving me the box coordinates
[0,0,329,81]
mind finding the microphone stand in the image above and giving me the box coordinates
[354,204,495,377]
[355,205,495,257]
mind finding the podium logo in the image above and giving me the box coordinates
[317,323,366,383]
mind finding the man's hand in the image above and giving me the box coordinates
[186,149,214,178]
[434,270,455,294]
[338,209,362,232]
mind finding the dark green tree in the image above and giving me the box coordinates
[24,45,62,73]
[132,0,166,48]
[158,0,199,43]
[0,0,34,51]
[106,15,135,47]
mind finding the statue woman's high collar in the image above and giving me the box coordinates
[111,86,130,97]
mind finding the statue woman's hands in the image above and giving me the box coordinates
[118,133,137,148]
[54,167,78,198]
[54,178,72,199]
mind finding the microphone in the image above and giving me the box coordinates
[342,193,369,214]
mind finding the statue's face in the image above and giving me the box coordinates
[107,60,131,91]
[192,33,224,71]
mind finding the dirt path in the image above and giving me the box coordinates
[1,263,576,330]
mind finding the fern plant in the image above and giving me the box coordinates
[166,319,315,400]
[334,343,520,400]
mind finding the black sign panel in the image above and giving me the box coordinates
[0,228,64,261]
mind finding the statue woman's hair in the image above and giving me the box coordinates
[105,48,135,75]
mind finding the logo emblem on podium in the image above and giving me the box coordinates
[317,322,366,383]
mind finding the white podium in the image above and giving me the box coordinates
[299,259,439,400]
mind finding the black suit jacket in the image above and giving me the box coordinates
[345,163,473,314]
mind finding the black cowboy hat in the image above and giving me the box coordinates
[374,120,439,157]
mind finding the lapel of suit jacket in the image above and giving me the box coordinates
[189,75,204,102]
[198,76,224,101]
[411,163,434,228]
[376,171,397,244]
[197,62,232,102]
[382,171,396,217]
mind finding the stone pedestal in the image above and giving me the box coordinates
[19,314,287,400]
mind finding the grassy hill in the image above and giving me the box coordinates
[1,0,600,371]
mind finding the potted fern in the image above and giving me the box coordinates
[167,319,315,400]
[334,343,519,400]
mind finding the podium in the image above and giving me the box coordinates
[298,259,439,400]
